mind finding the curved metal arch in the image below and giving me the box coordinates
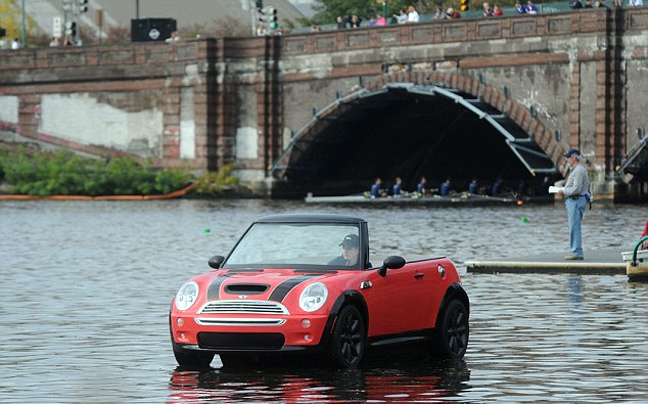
[271,83,557,180]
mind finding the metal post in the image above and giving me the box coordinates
[250,0,256,36]
[21,0,27,47]
[73,0,79,45]
[97,9,103,44]
[136,0,140,19]
[382,0,387,20]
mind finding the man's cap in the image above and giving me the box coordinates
[339,234,359,248]
[564,149,580,158]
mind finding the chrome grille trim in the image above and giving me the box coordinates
[195,318,286,326]
[198,300,289,315]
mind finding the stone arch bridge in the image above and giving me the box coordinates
[2,8,648,200]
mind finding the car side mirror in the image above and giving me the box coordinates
[377,255,406,277]
[208,255,225,269]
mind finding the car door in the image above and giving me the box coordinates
[362,261,436,336]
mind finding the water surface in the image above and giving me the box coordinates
[1,199,646,403]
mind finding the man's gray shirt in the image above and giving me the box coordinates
[564,164,590,197]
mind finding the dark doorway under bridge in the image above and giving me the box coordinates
[272,84,558,198]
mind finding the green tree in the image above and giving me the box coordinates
[306,0,397,25]
[0,0,38,46]
[303,0,547,27]
[0,0,22,40]
[309,0,443,25]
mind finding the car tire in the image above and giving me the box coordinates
[329,305,366,368]
[432,299,469,359]
[172,341,214,367]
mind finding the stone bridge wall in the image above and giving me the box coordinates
[1,8,648,197]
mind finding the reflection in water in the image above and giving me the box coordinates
[168,359,472,404]
[3,200,648,403]
[567,276,583,305]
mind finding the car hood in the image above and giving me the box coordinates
[200,268,346,303]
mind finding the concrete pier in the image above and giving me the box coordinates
[466,250,626,275]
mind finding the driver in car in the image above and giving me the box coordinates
[328,234,360,266]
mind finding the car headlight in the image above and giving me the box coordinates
[299,282,328,312]
[175,281,199,311]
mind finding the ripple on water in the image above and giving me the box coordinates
[1,200,647,403]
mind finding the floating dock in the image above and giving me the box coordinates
[466,250,626,275]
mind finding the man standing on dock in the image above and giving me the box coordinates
[558,149,590,260]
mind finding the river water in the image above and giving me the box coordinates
[1,199,647,403]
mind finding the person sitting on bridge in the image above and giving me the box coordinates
[446,8,462,19]
[524,0,538,13]
[569,0,583,9]
[63,34,75,46]
[394,8,408,24]
[433,6,447,20]
[336,16,346,29]
[515,1,526,13]
[349,15,362,28]
[483,2,494,16]
[166,31,181,43]
[407,5,420,23]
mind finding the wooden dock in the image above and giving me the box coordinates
[466,250,626,275]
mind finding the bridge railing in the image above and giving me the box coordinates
[0,39,215,83]
[283,7,648,56]
[3,7,648,79]
[293,2,587,34]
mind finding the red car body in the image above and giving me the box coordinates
[170,214,469,368]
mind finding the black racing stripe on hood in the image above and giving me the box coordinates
[207,274,232,301]
[268,274,322,302]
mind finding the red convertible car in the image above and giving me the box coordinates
[170,214,469,368]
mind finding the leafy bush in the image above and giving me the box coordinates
[194,164,240,196]
[0,147,195,196]
[0,149,6,181]
[2,149,94,196]
[103,157,156,195]
[154,168,192,194]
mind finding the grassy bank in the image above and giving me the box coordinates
[0,144,239,197]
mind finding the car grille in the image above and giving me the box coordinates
[198,332,285,350]
[199,300,289,315]
[196,318,286,326]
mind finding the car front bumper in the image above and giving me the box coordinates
[170,312,332,352]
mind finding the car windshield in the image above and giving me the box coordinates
[225,222,361,269]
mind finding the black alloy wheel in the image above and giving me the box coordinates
[330,305,366,368]
[434,299,469,359]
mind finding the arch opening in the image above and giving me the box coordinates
[273,84,559,198]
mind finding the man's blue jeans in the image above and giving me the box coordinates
[566,196,586,257]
